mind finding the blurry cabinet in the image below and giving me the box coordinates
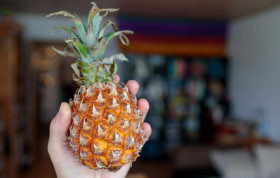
[0,104,6,177]
[0,21,23,178]
[29,42,76,161]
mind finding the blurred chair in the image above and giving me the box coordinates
[210,144,280,178]
[254,144,280,178]
[210,148,257,178]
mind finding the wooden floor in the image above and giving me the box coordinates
[20,137,56,178]
[20,157,56,178]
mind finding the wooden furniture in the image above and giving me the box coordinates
[28,41,76,162]
[215,133,271,148]
[0,103,6,177]
[0,20,23,178]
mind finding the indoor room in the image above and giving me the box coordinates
[1,0,280,178]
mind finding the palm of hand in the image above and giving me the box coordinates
[50,137,131,178]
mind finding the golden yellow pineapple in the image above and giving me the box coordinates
[47,2,145,170]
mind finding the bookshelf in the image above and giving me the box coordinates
[121,54,230,159]
[118,16,230,159]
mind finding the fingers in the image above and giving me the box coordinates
[115,76,151,141]
[114,74,120,83]
[49,102,72,146]
[137,98,149,121]
[125,80,149,121]
[115,74,139,96]
[126,80,139,96]
[142,122,152,142]
[138,99,151,143]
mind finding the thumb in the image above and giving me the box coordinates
[49,102,72,147]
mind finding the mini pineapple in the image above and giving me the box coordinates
[47,2,145,170]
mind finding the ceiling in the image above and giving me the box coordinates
[1,0,280,20]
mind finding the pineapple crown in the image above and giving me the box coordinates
[47,2,133,85]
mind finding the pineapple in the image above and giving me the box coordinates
[47,2,145,170]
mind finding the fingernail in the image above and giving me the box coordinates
[58,103,64,119]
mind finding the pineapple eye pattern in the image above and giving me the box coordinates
[122,119,130,129]
[126,135,135,148]
[73,114,80,126]
[125,155,132,163]
[70,125,78,138]
[83,117,94,131]
[68,83,143,170]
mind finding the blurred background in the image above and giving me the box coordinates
[1,0,280,178]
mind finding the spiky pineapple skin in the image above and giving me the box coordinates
[68,82,145,170]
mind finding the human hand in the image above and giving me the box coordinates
[48,77,152,178]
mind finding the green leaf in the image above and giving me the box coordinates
[97,66,106,78]
[87,8,101,37]
[105,30,133,45]
[71,63,80,77]
[87,2,99,26]
[102,53,128,65]
[87,3,119,39]
[73,41,89,61]
[82,68,90,75]
[73,14,87,42]
[48,3,133,85]
[84,25,96,47]
[51,26,82,42]
[89,38,106,61]
[65,38,81,58]
[46,11,87,42]
[46,11,75,18]
[112,61,118,75]
[52,46,79,58]
[98,20,115,39]
[92,11,102,38]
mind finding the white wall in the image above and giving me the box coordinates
[228,5,280,142]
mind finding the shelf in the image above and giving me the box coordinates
[120,53,230,160]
